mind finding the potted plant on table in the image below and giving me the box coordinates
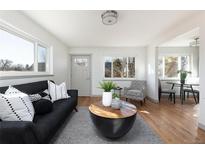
[112,93,120,100]
[99,81,117,106]
[177,70,191,84]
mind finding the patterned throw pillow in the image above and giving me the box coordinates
[39,89,51,101]
[29,94,42,102]
[0,89,35,121]
[29,89,51,102]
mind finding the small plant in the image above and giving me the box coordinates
[177,70,191,83]
[99,81,117,92]
[112,93,120,99]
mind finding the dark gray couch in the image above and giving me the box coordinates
[0,80,78,144]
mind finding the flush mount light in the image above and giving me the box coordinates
[101,10,118,25]
[190,37,200,46]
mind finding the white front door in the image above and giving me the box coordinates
[71,55,91,96]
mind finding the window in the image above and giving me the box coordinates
[0,25,51,77]
[0,29,35,72]
[104,57,135,79]
[37,45,47,72]
[158,55,190,79]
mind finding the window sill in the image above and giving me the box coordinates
[103,78,137,81]
[159,78,179,81]
[0,73,54,80]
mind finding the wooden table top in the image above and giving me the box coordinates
[89,102,137,119]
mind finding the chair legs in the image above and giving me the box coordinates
[164,93,175,104]
[183,91,199,104]
[170,93,175,104]
[74,107,78,112]
[159,93,161,102]
[140,101,143,106]
[183,91,186,101]
[125,97,145,106]
[168,94,171,101]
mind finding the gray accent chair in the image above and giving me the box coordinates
[124,80,146,106]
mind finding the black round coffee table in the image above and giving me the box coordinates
[89,102,137,139]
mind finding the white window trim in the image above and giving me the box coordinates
[0,19,53,78]
[103,57,136,80]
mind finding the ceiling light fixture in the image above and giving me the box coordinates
[190,37,200,46]
[101,10,118,25]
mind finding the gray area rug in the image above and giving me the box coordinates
[52,107,163,144]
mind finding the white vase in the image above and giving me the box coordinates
[102,92,112,106]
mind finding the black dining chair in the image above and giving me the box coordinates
[158,79,176,104]
[183,87,199,104]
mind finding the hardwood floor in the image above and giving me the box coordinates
[78,96,205,144]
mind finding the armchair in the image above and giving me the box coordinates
[124,80,146,106]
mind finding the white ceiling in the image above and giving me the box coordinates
[23,10,199,47]
[160,28,200,47]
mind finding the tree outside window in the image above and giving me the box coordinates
[158,55,190,79]
[104,57,135,79]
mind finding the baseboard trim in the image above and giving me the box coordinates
[198,122,205,131]
[90,95,101,97]
[146,96,159,103]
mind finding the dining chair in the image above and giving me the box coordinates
[158,79,176,104]
[183,86,199,104]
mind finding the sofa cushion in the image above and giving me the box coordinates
[33,98,75,143]
[32,99,53,115]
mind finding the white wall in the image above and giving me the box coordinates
[199,17,205,130]
[0,11,69,87]
[68,47,147,96]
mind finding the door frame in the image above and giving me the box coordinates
[70,54,92,96]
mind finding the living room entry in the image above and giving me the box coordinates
[71,55,91,96]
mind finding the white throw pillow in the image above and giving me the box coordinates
[48,81,70,102]
[0,90,35,121]
[5,86,22,95]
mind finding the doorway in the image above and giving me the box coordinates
[71,55,91,96]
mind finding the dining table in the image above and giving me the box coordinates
[166,81,199,104]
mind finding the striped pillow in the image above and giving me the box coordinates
[48,81,70,102]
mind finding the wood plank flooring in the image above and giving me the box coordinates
[78,96,205,144]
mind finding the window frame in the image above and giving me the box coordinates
[0,20,53,78]
[158,55,191,80]
[103,56,136,80]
